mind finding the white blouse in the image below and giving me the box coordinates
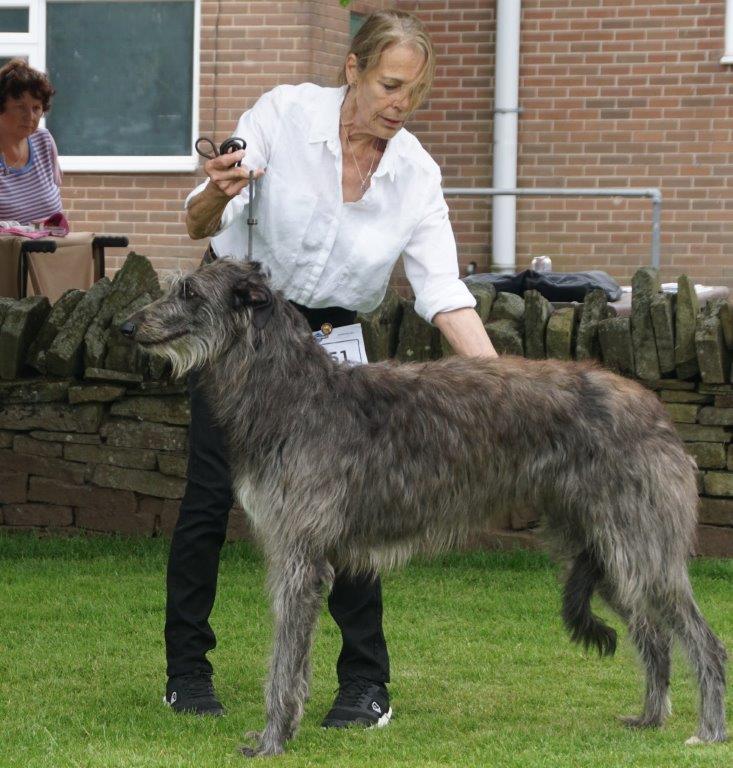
[187,83,475,322]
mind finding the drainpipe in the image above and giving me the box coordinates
[492,0,522,273]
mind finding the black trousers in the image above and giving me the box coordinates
[165,304,390,686]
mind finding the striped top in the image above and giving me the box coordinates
[0,129,63,224]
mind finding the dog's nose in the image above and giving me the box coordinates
[120,320,135,337]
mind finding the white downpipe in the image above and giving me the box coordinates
[492,0,522,273]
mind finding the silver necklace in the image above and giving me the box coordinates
[341,122,377,191]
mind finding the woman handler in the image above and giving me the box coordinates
[166,9,497,726]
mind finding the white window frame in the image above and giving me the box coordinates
[0,0,201,172]
[724,0,733,64]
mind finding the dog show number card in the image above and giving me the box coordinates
[313,323,368,365]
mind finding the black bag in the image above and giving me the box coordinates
[464,269,623,302]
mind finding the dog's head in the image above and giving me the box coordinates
[121,259,275,377]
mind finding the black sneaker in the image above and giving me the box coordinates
[164,673,225,716]
[321,678,392,729]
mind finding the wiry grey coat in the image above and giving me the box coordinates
[126,259,727,757]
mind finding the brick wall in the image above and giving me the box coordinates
[59,1,732,291]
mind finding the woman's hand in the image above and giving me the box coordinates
[204,150,265,199]
[186,150,266,240]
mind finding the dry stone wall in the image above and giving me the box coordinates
[0,260,731,556]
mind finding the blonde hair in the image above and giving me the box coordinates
[338,10,435,115]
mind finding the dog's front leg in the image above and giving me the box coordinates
[240,553,326,758]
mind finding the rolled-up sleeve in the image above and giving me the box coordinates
[402,175,476,323]
[184,87,283,234]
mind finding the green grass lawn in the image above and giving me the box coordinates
[0,534,730,768]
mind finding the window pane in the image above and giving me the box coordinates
[0,8,29,33]
[350,12,365,39]
[46,1,194,156]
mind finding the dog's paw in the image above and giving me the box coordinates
[619,714,662,729]
[685,731,727,745]
[238,741,285,758]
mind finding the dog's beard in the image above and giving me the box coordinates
[151,333,220,379]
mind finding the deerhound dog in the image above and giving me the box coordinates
[125,259,726,757]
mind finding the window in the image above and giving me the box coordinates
[0,0,201,172]
[724,0,733,64]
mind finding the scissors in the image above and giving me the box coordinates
[194,135,258,260]
[195,136,247,167]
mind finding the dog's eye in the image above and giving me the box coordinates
[181,282,199,301]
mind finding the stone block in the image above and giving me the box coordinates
[0,380,70,405]
[716,394,733,408]
[698,497,733,526]
[64,442,158,470]
[0,449,87,484]
[523,290,553,360]
[30,430,101,445]
[109,395,190,426]
[698,383,733,394]
[630,267,661,380]
[684,442,726,469]
[0,402,103,432]
[489,292,524,325]
[91,464,186,499]
[83,320,111,370]
[76,504,155,536]
[68,384,126,404]
[45,277,112,378]
[729,444,733,471]
[598,316,634,374]
[395,300,440,362]
[0,430,13,448]
[695,305,731,385]
[702,472,733,497]
[659,390,712,404]
[227,506,254,542]
[486,319,524,356]
[545,306,578,360]
[26,289,84,373]
[0,470,27,503]
[695,524,733,558]
[13,434,63,458]
[125,380,187,397]
[27,476,136,516]
[698,407,733,426]
[151,497,181,536]
[0,297,14,325]
[650,293,676,375]
[674,424,732,443]
[664,403,700,424]
[84,367,143,384]
[104,292,153,374]
[357,287,402,361]
[157,453,188,478]
[644,379,697,391]
[510,506,539,530]
[576,289,608,362]
[465,281,496,324]
[674,275,700,380]
[100,420,188,451]
[3,503,73,527]
[0,296,51,380]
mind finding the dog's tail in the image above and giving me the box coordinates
[562,550,617,657]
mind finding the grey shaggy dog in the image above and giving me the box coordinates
[125,259,727,757]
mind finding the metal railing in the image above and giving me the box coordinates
[442,187,662,269]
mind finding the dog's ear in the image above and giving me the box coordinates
[232,280,274,330]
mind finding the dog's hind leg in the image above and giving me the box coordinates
[662,585,727,744]
[620,615,673,729]
[240,553,327,758]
